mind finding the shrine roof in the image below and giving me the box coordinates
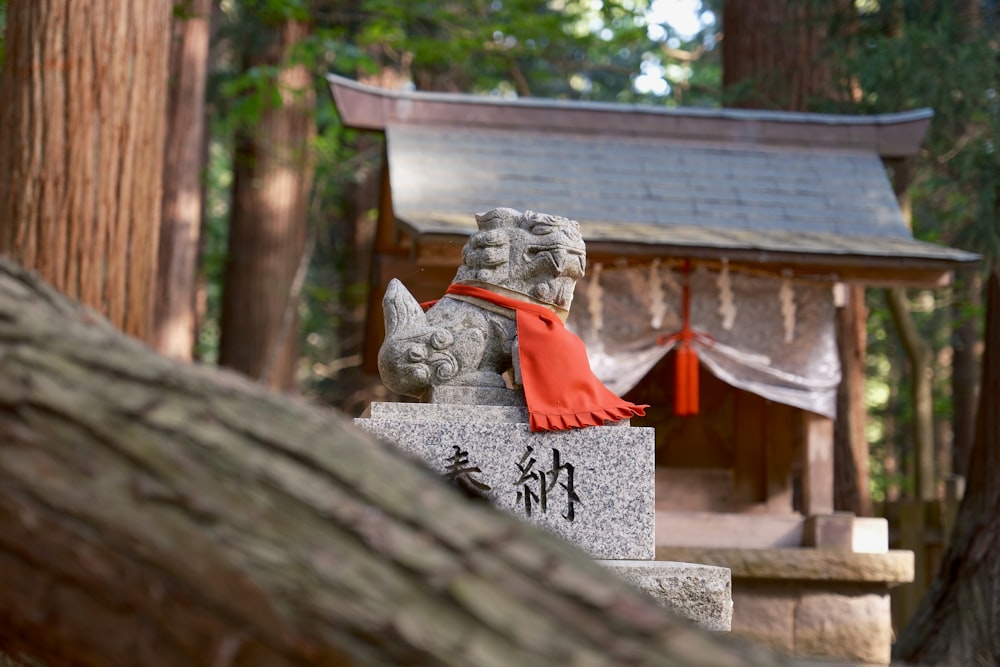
[327,75,979,285]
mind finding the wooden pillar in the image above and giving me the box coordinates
[766,402,796,513]
[802,412,835,516]
[733,390,766,507]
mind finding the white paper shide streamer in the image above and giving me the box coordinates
[587,262,604,340]
[648,259,668,329]
[716,258,736,330]
[779,272,796,343]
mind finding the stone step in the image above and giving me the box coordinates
[599,560,733,631]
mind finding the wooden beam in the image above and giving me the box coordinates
[655,512,889,552]
[766,402,796,513]
[400,238,968,288]
[584,244,966,288]
[415,237,465,266]
[801,412,835,516]
[732,391,766,507]
[656,512,805,549]
[374,156,400,253]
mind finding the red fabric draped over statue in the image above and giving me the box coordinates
[444,283,648,432]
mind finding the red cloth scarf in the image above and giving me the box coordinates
[445,283,648,432]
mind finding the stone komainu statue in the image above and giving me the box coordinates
[379,207,584,396]
[378,207,645,431]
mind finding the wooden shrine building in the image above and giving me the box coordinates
[327,74,979,663]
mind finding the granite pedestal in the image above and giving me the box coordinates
[357,400,733,630]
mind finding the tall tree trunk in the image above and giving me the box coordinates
[722,0,870,514]
[0,258,812,667]
[886,287,936,500]
[0,0,172,342]
[152,0,212,359]
[889,165,938,501]
[218,18,315,391]
[949,0,988,487]
[951,267,981,478]
[892,266,1000,665]
[722,0,854,109]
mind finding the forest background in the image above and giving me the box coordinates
[0,0,997,543]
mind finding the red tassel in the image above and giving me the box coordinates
[674,343,700,416]
[674,346,689,415]
[686,343,700,414]
[658,259,712,417]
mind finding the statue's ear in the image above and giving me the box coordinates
[475,207,519,231]
[474,209,502,231]
[382,279,427,338]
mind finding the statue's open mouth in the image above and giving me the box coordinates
[526,244,586,278]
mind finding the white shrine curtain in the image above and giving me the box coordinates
[566,262,841,419]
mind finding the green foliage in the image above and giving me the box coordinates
[352,0,719,103]
[849,2,1000,264]
[236,0,310,24]
[357,0,609,97]
[216,65,284,130]
[866,284,962,500]
[0,0,7,70]
[173,0,202,20]
[197,140,234,363]
[813,2,997,498]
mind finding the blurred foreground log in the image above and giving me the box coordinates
[0,259,823,667]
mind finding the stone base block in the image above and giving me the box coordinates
[657,547,913,664]
[357,403,654,560]
[599,560,732,631]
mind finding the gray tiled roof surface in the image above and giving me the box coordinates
[387,124,975,264]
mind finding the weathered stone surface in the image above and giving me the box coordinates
[427,385,527,407]
[794,589,891,664]
[657,548,903,663]
[729,580,797,654]
[599,560,733,632]
[356,406,655,560]
[368,400,631,426]
[655,546,914,584]
[369,400,529,424]
[801,513,854,550]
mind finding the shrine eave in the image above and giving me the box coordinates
[400,224,977,288]
[327,73,932,158]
